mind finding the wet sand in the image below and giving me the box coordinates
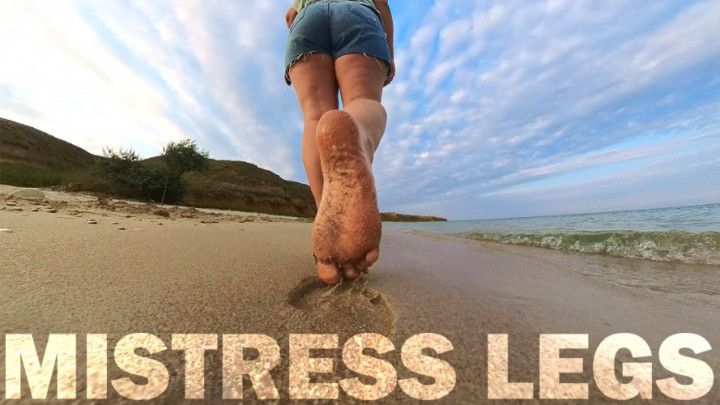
[1,188,719,402]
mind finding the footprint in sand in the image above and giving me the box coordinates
[284,276,395,336]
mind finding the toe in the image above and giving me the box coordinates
[358,248,380,269]
[316,260,341,285]
[343,263,362,281]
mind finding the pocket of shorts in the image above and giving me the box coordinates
[289,8,307,32]
[347,3,383,30]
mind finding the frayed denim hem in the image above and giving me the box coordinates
[285,52,332,85]
[285,52,389,86]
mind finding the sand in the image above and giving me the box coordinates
[1,186,719,402]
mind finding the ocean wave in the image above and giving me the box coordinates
[462,230,720,265]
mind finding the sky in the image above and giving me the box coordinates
[1,0,719,220]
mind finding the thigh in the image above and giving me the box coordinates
[289,54,339,120]
[335,54,387,105]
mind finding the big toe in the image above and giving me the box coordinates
[316,259,341,285]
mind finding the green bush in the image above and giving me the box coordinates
[95,148,185,203]
[1,140,209,205]
[138,165,185,202]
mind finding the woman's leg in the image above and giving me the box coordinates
[288,54,339,207]
[288,54,342,284]
[311,54,388,283]
[335,54,388,162]
[335,54,387,278]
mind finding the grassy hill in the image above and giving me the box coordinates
[0,117,99,187]
[0,117,97,169]
[143,157,316,217]
[0,117,446,220]
[0,117,315,216]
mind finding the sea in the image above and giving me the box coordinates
[384,203,720,265]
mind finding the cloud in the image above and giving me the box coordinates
[375,0,720,218]
[0,1,184,154]
[0,0,300,178]
[1,0,719,219]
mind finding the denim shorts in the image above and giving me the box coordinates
[284,0,391,85]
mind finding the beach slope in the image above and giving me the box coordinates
[1,188,719,402]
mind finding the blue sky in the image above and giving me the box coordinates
[1,0,719,220]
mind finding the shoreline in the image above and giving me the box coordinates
[383,226,720,267]
[408,228,720,267]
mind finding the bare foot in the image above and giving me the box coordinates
[312,110,381,284]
